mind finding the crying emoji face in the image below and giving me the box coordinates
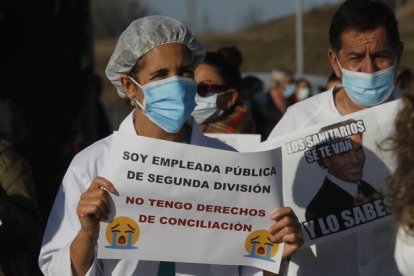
[244,230,279,260]
[105,216,140,249]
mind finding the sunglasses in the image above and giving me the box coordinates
[197,83,229,97]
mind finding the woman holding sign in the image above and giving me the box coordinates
[38,16,303,276]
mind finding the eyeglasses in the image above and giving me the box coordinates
[197,83,229,97]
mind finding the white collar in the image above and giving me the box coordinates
[118,110,137,135]
[326,172,359,197]
[118,110,206,145]
[329,86,344,117]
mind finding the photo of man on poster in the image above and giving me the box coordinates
[305,119,382,230]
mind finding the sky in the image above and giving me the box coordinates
[141,0,344,33]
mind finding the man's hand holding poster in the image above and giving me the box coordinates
[260,100,400,245]
[97,132,284,273]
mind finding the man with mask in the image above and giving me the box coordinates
[267,1,403,275]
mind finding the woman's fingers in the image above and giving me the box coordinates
[271,207,296,221]
[87,176,117,194]
[77,177,116,233]
[78,191,111,218]
[268,207,304,258]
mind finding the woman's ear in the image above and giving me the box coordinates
[120,74,138,99]
[226,89,239,109]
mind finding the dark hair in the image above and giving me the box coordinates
[202,50,242,91]
[217,46,243,69]
[295,78,312,88]
[242,76,264,94]
[385,88,414,234]
[329,0,400,53]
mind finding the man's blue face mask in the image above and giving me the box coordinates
[129,76,197,133]
[337,59,396,107]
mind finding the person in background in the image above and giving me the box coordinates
[325,71,342,91]
[279,69,296,101]
[267,1,403,275]
[251,69,293,141]
[385,86,414,276]
[0,97,41,276]
[39,16,303,276]
[290,78,312,104]
[240,75,264,110]
[217,45,257,112]
[192,47,256,134]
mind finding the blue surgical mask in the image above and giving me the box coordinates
[283,83,296,98]
[337,60,396,107]
[192,93,223,124]
[129,76,197,133]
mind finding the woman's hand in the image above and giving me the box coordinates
[268,207,304,258]
[77,177,116,236]
[71,177,117,276]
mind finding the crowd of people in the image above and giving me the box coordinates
[1,0,414,275]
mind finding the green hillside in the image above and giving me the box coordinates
[198,2,414,76]
[95,1,414,114]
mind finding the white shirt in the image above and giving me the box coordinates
[326,173,359,198]
[268,89,401,276]
[39,112,262,276]
[395,227,414,276]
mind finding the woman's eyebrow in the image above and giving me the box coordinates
[149,68,168,77]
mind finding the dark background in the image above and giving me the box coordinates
[0,3,113,268]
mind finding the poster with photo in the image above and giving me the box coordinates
[259,100,400,245]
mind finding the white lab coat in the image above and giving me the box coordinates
[39,111,262,276]
[267,89,401,276]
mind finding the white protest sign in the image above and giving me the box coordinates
[260,100,400,245]
[98,131,284,273]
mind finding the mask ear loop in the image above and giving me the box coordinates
[128,76,145,110]
[335,57,345,72]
